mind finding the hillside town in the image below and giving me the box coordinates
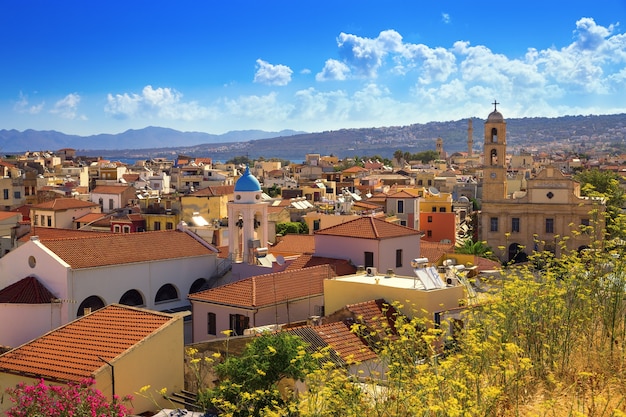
[0,105,619,415]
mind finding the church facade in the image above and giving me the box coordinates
[478,103,605,263]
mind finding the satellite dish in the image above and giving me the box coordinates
[276,255,285,266]
[428,186,440,196]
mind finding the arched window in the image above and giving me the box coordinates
[119,289,144,306]
[189,278,208,294]
[155,284,179,303]
[490,149,498,165]
[77,295,105,317]
[491,127,498,142]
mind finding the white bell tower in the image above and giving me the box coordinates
[228,166,268,263]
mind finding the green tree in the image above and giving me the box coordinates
[276,221,309,235]
[574,168,625,240]
[412,150,439,163]
[455,238,496,259]
[226,155,252,166]
[393,149,404,165]
[198,332,316,416]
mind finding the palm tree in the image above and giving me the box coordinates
[455,238,496,260]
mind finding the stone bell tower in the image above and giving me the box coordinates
[482,100,508,201]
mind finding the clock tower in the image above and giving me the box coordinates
[482,101,508,201]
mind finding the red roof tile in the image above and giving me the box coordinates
[38,230,216,269]
[419,241,454,264]
[19,227,110,243]
[314,216,421,239]
[270,235,315,255]
[347,299,399,340]
[0,211,20,221]
[31,198,99,211]
[91,185,134,195]
[189,264,336,308]
[0,276,56,304]
[285,255,356,276]
[190,185,235,197]
[74,212,111,224]
[0,304,175,382]
[315,321,378,362]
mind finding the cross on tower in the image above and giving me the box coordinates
[492,99,500,111]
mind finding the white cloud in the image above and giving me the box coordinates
[337,30,403,78]
[13,92,44,115]
[253,59,293,86]
[50,93,85,120]
[442,13,451,24]
[573,17,613,51]
[105,85,214,121]
[316,59,351,81]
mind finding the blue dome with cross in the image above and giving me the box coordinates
[234,166,262,192]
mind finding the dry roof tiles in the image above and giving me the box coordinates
[0,276,56,304]
[38,230,216,269]
[0,304,175,382]
[314,216,421,239]
[189,264,335,308]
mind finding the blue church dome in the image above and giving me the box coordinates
[234,166,262,192]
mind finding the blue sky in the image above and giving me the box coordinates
[2,0,626,137]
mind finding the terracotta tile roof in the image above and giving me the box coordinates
[270,235,315,255]
[31,198,99,211]
[285,254,356,276]
[193,157,213,165]
[353,201,384,211]
[111,213,144,223]
[419,241,454,264]
[0,304,175,382]
[91,185,134,195]
[347,299,399,340]
[39,230,216,269]
[473,256,501,272]
[12,205,31,221]
[0,211,20,221]
[190,185,235,197]
[314,321,378,362]
[189,264,335,308]
[341,166,368,174]
[19,227,109,243]
[0,276,56,304]
[74,212,111,224]
[282,326,346,366]
[314,216,421,240]
[122,174,140,182]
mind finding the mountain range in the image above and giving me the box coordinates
[3,113,626,163]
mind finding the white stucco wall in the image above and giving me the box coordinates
[0,303,62,348]
[69,255,218,319]
[0,239,219,346]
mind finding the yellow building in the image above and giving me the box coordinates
[419,187,453,213]
[0,304,186,415]
[180,185,234,225]
[324,266,466,322]
[479,103,605,262]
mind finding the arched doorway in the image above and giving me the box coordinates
[508,243,528,264]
